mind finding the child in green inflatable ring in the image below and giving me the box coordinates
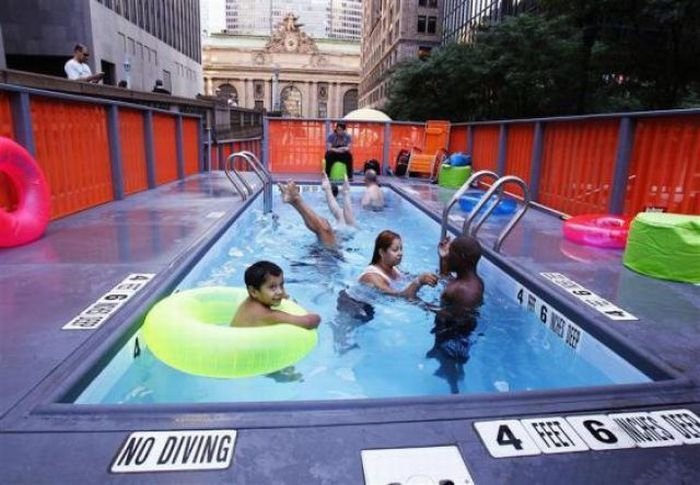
[231,261,321,329]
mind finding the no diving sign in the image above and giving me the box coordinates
[111,430,237,473]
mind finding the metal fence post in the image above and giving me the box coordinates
[382,122,391,175]
[262,117,270,170]
[10,92,35,156]
[175,115,185,180]
[609,117,635,214]
[529,122,544,202]
[466,125,474,156]
[496,123,508,176]
[107,105,124,200]
[143,110,156,188]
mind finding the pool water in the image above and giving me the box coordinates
[75,186,649,404]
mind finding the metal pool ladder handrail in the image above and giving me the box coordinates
[225,151,274,213]
[223,154,250,201]
[237,150,274,213]
[440,170,500,240]
[463,175,532,252]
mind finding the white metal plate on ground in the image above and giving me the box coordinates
[607,412,685,448]
[205,211,226,219]
[111,429,237,473]
[473,420,541,458]
[361,446,474,485]
[565,415,638,450]
[539,272,637,320]
[649,409,700,444]
[63,273,155,330]
[520,417,589,454]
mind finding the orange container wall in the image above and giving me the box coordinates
[0,92,15,210]
[539,119,619,215]
[388,124,424,171]
[119,109,148,195]
[182,118,200,176]
[346,122,384,171]
[268,119,326,173]
[471,125,500,172]
[625,116,700,215]
[152,113,178,184]
[448,125,468,154]
[505,123,535,197]
[31,97,113,218]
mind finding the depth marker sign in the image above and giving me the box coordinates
[475,408,700,458]
[540,272,637,320]
[63,273,155,330]
[111,430,237,473]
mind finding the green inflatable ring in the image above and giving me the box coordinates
[329,161,347,181]
[141,286,318,378]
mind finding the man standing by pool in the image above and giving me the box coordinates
[324,122,354,181]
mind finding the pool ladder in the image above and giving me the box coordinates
[224,151,274,213]
[440,170,532,252]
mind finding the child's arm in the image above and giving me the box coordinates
[321,173,344,223]
[341,175,356,227]
[261,309,321,329]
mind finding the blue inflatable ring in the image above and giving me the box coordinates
[458,190,517,215]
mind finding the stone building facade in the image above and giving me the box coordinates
[203,14,360,118]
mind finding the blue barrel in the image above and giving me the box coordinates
[458,190,517,215]
[447,152,472,167]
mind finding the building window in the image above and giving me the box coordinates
[217,83,238,106]
[281,85,302,118]
[428,0,437,7]
[343,89,358,116]
[427,16,437,34]
[318,101,327,118]
[419,0,427,5]
[417,16,426,33]
[254,100,264,111]
[418,46,432,59]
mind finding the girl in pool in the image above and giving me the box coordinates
[358,230,438,299]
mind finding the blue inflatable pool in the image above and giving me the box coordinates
[458,190,517,215]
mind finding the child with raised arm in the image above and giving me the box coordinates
[231,261,321,329]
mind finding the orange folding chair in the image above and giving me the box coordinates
[406,120,451,180]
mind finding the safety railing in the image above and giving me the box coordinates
[463,175,532,252]
[440,170,500,240]
[225,151,274,212]
[223,154,251,201]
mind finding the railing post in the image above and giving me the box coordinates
[262,117,269,170]
[175,115,185,179]
[496,123,508,176]
[382,122,391,175]
[529,122,544,202]
[609,116,635,214]
[10,92,35,156]
[143,110,156,189]
[107,105,124,200]
[466,124,474,157]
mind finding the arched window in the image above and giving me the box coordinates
[217,83,238,106]
[281,85,302,118]
[343,89,358,116]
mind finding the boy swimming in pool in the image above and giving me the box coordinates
[427,235,484,393]
[230,260,321,329]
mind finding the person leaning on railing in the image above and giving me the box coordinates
[64,43,104,83]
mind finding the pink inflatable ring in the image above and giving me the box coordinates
[563,214,631,249]
[0,137,51,248]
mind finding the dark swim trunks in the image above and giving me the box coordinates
[427,309,478,363]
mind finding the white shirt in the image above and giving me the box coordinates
[64,58,92,80]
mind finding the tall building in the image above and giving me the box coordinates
[359,0,443,109]
[0,0,203,97]
[443,0,537,44]
[224,0,361,41]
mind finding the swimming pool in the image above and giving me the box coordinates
[74,186,650,404]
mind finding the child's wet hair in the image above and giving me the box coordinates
[245,260,283,289]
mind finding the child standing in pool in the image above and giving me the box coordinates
[427,235,484,393]
[230,260,321,329]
